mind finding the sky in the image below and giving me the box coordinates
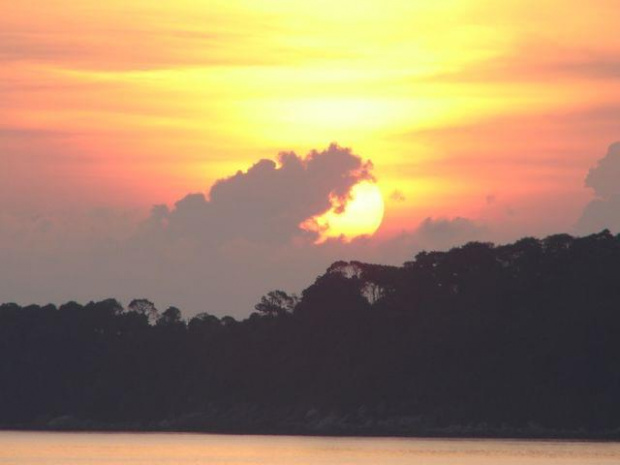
[2,0,620,317]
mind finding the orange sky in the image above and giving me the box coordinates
[3,0,620,314]
[2,0,620,237]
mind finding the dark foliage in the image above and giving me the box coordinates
[2,230,620,436]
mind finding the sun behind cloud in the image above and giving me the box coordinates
[301,181,385,243]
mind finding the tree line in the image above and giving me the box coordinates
[1,230,620,436]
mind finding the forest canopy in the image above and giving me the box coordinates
[1,230,620,437]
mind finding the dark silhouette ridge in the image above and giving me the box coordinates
[2,230,620,438]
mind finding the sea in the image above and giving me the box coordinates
[1,431,619,464]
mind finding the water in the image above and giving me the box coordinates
[1,432,620,464]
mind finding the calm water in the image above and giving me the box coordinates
[1,432,620,465]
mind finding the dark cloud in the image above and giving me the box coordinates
[577,197,620,234]
[414,217,487,251]
[143,144,373,244]
[350,217,490,266]
[0,144,494,318]
[127,143,375,315]
[575,142,620,234]
[584,142,620,199]
[0,145,379,316]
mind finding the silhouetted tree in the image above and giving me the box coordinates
[128,298,158,324]
[157,306,184,327]
[254,290,298,316]
[2,230,620,436]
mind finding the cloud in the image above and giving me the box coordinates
[575,142,620,234]
[341,217,487,268]
[0,27,243,70]
[129,144,379,315]
[0,144,381,316]
[142,143,374,245]
[555,58,620,80]
[412,217,487,251]
[421,42,620,84]
[0,11,348,72]
[0,144,495,318]
[577,198,620,234]
[584,142,620,199]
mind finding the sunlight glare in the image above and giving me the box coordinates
[301,181,385,243]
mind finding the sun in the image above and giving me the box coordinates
[301,182,385,243]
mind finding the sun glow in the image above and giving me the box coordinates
[301,182,385,243]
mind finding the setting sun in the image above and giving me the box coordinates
[301,181,385,243]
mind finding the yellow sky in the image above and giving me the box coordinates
[3,0,620,236]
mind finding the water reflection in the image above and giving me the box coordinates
[1,432,620,465]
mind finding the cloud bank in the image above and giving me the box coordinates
[576,142,620,234]
[15,139,618,317]
[0,145,375,315]
[142,144,373,246]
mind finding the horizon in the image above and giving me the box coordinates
[1,227,615,318]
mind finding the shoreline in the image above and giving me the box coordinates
[3,422,620,442]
